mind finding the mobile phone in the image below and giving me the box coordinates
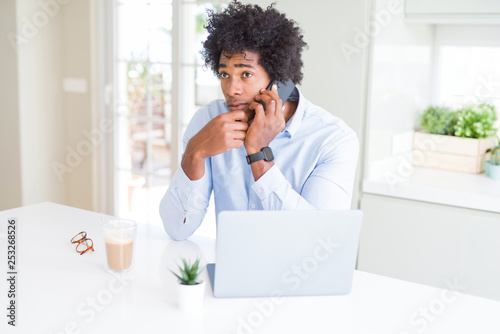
[259,78,295,111]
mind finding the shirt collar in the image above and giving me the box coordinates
[280,87,306,138]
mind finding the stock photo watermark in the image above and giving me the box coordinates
[339,0,403,63]
[383,133,448,192]
[223,235,340,334]
[6,0,72,53]
[397,278,466,334]
[281,236,340,291]
[468,74,500,104]
[51,118,113,182]
[215,164,245,190]
[47,272,134,334]
[5,218,18,327]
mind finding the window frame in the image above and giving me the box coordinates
[97,0,226,223]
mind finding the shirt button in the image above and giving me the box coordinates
[250,204,256,209]
[257,188,262,194]
[186,186,190,191]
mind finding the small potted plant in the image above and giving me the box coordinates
[413,103,498,173]
[171,258,205,312]
[485,146,500,180]
[420,105,456,135]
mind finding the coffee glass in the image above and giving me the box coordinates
[102,219,137,273]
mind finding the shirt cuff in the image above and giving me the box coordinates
[251,164,286,201]
[171,164,209,191]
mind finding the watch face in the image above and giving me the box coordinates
[263,147,274,161]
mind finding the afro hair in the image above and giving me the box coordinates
[201,1,307,85]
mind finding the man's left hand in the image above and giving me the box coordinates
[245,84,285,154]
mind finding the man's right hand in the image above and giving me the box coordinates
[181,110,249,180]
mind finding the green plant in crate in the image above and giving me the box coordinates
[420,106,457,135]
[171,258,203,285]
[453,103,498,139]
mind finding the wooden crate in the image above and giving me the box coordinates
[411,131,498,173]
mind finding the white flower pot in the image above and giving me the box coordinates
[176,280,205,313]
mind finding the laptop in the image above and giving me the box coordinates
[207,210,363,298]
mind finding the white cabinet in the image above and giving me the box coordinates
[357,193,500,301]
[406,0,500,15]
[405,0,500,23]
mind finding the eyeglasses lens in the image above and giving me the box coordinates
[76,239,93,254]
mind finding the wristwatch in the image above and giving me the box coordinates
[246,147,274,164]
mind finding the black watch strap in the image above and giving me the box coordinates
[246,147,274,164]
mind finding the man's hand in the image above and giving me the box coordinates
[244,85,286,181]
[182,110,249,180]
[245,84,285,155]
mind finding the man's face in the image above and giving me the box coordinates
[218,50,271,115]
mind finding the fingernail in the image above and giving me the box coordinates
[271,100,275,104]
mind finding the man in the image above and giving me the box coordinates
[160,1,359,240]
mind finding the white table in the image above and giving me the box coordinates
[1,202,499,334]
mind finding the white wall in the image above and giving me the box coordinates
[61,0,94,210]
[0,0,95,211]
[253,0,370,208]
[17,0,66,206]
[0,0,22,210]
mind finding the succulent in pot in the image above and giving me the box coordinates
[171,258,205,312]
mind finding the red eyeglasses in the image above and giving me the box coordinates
[70,231,94,255]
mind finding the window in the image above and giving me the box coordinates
[434,39,500,116]
[111,0,226,226]
[433,25,500,135]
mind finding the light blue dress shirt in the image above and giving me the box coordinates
[160,88,359,240]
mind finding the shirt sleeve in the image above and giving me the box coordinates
[159,159,212,240]
[251,130,359,210]
[159,104,215,240]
